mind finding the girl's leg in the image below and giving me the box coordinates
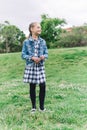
[29,83,36,109]
[39,82,46,110]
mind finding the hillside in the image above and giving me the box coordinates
[0,47,87,130]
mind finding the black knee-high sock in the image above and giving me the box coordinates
[39,82,46,110]
[30,83,36,109]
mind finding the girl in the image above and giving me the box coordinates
[21,22,48,112]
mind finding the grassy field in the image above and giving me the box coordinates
[0,47,87,130]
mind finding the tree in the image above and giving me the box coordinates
[40,14,66,48]
[56,25,87,48]
[0,21,25,53]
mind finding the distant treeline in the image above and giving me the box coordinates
[0,15,87,53]
[40,14,87,48]
[55,25,87,48]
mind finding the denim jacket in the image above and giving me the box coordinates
[21,36,48,66]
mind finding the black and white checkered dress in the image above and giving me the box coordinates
[23,40,46,84]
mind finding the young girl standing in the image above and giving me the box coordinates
[21,22,48,112]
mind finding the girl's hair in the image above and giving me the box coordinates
[28,22,37,38]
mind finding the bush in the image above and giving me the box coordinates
[56,26,87,48]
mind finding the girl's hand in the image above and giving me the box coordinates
[40,55,45,60]
[36,58,41,63]
[32,57,41,64]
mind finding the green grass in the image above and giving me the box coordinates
[0,47,87,130]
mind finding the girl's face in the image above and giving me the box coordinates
[31,23,41,36]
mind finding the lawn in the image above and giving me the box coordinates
[0,47,87,130]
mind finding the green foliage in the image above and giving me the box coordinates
[40,14,66,48]
[56,25,87,48]
[0,21,26,53]
[0,48,87,129]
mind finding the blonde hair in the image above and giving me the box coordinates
[28,22,38,38]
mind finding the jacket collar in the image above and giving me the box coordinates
[29,36,43,42]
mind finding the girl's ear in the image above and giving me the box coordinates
[31,27,34,33]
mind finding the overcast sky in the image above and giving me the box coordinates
[0,0,87,34]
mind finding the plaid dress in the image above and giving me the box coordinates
[23,40,46,84]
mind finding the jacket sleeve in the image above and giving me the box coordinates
[43,40,48,59]
[21,40,33,61]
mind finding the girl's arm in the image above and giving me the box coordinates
[40,40,48,60]
[21,40,33,61]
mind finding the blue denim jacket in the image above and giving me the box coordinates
[21,37,48,66]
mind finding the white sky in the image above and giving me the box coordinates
[0,0,87,34]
